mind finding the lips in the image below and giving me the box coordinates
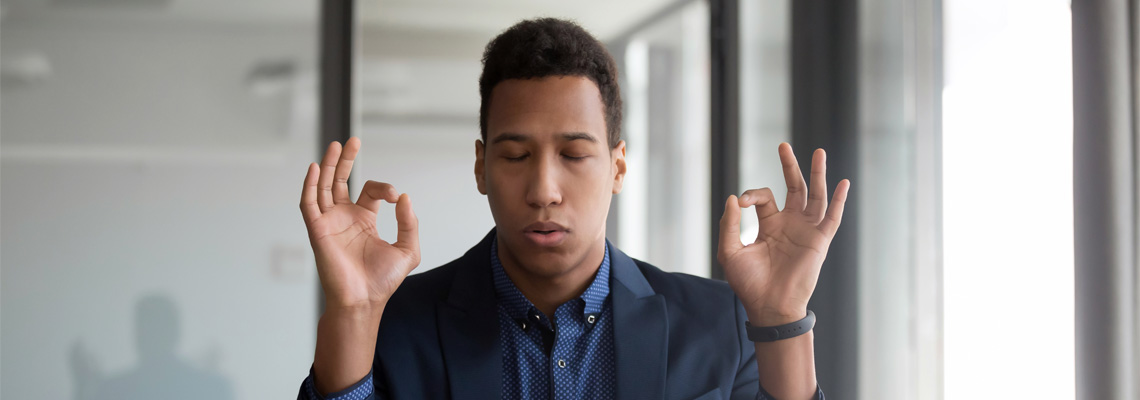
[524,221,568,233]
[522,221,569,247]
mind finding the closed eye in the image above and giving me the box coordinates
[563,154,589,161]
[504,154,529,162]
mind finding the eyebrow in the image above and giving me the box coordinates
[490,132,599,144]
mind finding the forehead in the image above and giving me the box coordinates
[486,76,607,144]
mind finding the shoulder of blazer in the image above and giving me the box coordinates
[381,259,463,320]
[380,229,497,321]
[628,258,741,312]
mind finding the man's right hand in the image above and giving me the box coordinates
[300,137,420,394]
[301,137,421,311]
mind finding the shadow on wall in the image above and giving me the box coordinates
[69,294,234,400]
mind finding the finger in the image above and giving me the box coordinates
[778,142,809,212]
[333,137,361,205]
[392,193,421,268]
[819,179,851,237]
[355,180,399,213]
[739,188,779,221]
[806,148,828,218]
[317,141,342,212]
[740,188,779,243]
[300,162,322,224]
[718,195,744,263]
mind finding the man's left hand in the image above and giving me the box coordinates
[718,143,851,326]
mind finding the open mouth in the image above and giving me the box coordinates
[523,222,568,246]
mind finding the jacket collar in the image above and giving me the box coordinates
[437,228,668,400]
[437,229,501,400]
[606,235,669,399]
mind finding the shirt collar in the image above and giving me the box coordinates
[490,235,611,321]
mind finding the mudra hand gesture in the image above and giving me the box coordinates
[719,143,850,325]
[300,137,421,312]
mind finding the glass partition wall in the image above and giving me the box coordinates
[1,2,322,399]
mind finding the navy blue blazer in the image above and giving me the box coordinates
[314,229,766,399]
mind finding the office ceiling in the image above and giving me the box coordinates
[1,0,678,41]
[358,0,676,40]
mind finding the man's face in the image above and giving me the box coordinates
[475,75,626,278]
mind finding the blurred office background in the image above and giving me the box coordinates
[1,1,1136,400]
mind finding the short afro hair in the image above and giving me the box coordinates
[479,18,623,148]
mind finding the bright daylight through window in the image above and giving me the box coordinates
[943,0,1075,398]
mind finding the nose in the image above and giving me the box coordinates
[525,154,562,208]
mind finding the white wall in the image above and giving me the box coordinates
[2,17,321,400]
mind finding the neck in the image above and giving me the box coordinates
[497,237,606,317]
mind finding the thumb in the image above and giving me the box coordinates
[718,195,744,262]
[393,193,420,265]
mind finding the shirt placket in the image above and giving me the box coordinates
[549,300,588,400]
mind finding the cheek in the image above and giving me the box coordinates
[484,169,525,207]
[567,165,615,203]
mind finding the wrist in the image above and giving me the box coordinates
[746,306,807,326]
[313,304,384,395]
[324,291,388,316]
[322,302,386,324]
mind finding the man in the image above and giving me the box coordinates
[297,18,848,400]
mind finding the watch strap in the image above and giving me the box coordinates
[745,310,816,342]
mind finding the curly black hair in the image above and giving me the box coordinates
[479,18,623,148]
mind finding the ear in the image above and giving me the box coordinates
[474,139,488,195]
[611,140,627,194]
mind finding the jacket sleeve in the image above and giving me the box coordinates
[297,367,377,400]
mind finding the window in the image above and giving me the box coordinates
[942,1,1075,398]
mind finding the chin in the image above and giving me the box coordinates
[502,236,580,276]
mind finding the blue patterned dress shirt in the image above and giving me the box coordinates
[491,237,616,399]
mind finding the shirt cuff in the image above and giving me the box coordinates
[757,383,825,400]
[301,368,374,400]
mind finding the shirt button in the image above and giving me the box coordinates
[520,321,528,330]
[557,359,567,368]
[586,315,596,324]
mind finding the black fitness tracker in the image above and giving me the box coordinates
[744,310,816,342]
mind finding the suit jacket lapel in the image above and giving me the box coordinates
[437,230,502,400]
[609,240,669,400]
